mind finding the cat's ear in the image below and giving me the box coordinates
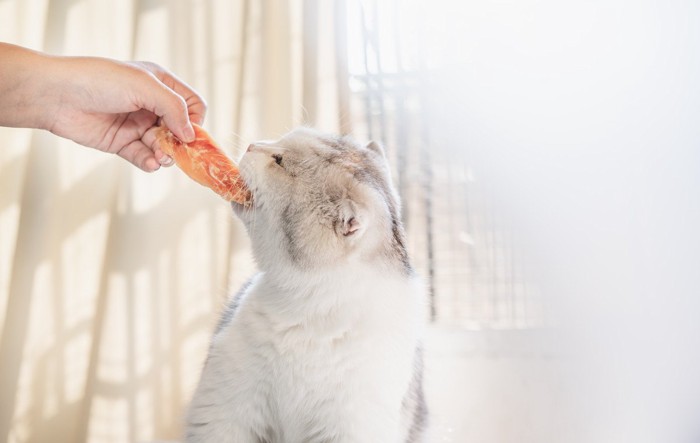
[336,199,362,238]
[366,140,385,157]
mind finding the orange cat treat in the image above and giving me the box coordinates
[156,124,251,205]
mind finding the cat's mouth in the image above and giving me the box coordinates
[231,155,258,216]
[230,175,255,216]
[230,186,254,215]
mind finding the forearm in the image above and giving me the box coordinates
[0,43,63,130]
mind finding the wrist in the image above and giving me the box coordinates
[0,44,61,130]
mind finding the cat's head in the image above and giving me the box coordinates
[234,127,410,275]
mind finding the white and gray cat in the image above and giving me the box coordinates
[186,128,428,443]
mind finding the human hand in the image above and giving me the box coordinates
[0,43,206,172]
[44,58,207,172]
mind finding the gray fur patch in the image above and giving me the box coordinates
[214,276,256,334]
[391,215,413,275]
[281,203,304,264]
[403,347,429,442]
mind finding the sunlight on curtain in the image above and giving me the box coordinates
[0,0,346,442]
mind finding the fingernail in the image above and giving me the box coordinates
[159,155,174,166]
[146,158,160,172]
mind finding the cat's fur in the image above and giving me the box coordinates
[185,128,428,443]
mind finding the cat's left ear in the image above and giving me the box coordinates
[366,140,385,157]
[336,199,363,238]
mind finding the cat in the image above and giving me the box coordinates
[185,128,428,443]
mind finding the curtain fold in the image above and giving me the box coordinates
[0,1,347,441]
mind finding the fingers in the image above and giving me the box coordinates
[114,61,207,172]
[134,75,196,143]
[116,139,162,172]
[145,61,207,125]
[132,61,207,140]
[185,94,207,126]
[155,149,175,167]
[142,125,175,167]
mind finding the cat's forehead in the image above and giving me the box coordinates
[276,128,354,154]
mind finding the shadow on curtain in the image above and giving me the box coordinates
[0,0,348,442]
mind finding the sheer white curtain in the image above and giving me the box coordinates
[0,1,348,441]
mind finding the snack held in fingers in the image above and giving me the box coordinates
[156,124,251,204]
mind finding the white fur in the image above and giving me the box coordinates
[187,268,425,442]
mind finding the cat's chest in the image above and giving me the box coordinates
[208,273,422,440]
[255,302,387,364]
[237,274,418,374]
[256,309,413,437]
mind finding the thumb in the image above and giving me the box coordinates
[134,72,195,142]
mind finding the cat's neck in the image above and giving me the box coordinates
[264,259,398,289]
[256,262,407,310]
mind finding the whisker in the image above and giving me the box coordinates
[223,131,250,159]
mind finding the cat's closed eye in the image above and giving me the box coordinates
[272,154,283,166]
